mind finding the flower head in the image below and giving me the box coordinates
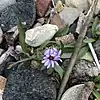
[42,48,62,68]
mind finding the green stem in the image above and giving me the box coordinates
[7,56,41,69]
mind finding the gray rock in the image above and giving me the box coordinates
[25,24,58,47]
[0,0,36,32]
[3,64,56,100]
[61,84,85,100]
[63,60,100,85]
[59,7,82,26]
[61,82,94,100]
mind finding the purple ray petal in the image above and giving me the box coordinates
[47,63,51,69]
[51,60,54,68]
[53,48,58,52]
[42,60,46,63]
[44,59,50,66]
[45,54,50,57]
[43,56,48,59]
[44,49,50,55]
[58,50,61,55]
[54,56,60,60]
[59,59,62,62]
[50,48,54,54]
[54,61,59,66]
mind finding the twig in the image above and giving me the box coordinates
[0,46,14,65]
[57,0,98,100]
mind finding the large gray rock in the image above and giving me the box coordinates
[3,64,56,100]
[0,0,36,32]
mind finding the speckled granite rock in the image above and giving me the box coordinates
[0,0,36,32]
[63,60,100,85]
[3,64,56,100]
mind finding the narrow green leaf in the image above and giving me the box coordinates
[18,18,30,53]
[54,65,64,79]
[93,89,100,100]
[94,75,100,83]
[55,24,69,37]
[62,44,74,53]
[59,41,64,53]
[92,17,99,35]
[83,38,96,43]
[95,84,100,89]
[62,47,74,53]
[77,46,89,59]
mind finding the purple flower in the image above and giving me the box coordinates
[42,48,62,68]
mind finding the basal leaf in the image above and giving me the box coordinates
[92,17,99,35]
[18,19,30,53]
[77,46,89,59]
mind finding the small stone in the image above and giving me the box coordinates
[59,7,82,26]
[15,45,23,53]
[36,0,51,17]
[37,18,45,24]
[55,33,75,45]
[3,64,56,100]
[0,76,6,100]
[0,0,36,32]
[25,24,58,47]
[0,76,6,91]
